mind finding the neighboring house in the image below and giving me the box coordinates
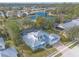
[0,37,18,57]
[6,11,16,17]
[6,10,21,17]
[0,37,5,50]
[0,47,18,57]
[21,29,60,51]
[16,9,29,18]
[16,11,22,17]
[56,19,79,30]
[21,12,29,17]
[56,19,79,41]
[0,11,5,17]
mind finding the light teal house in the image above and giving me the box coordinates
[21,29,60,51]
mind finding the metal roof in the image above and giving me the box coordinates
[22,29,60,51]
[22,30,46,47]
[58,19,79,30]
[21,28,42,35]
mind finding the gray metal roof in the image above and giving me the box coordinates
[58,19,79,30]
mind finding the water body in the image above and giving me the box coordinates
[30,12,48,19]
[29,12,57,21]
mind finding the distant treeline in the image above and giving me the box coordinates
[0,3,79,8]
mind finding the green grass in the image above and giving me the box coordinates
[55,53,62,57]
[60,36,71,45]
[5,20,20,33]
[61,41,70,45]
[5,40,15,47]
[4,20,22,46]
[17,44,57,57]
[69,42,78,49]
[5,20,20,39]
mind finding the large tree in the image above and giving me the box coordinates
[64,26,79,41]
[35,17,47,29]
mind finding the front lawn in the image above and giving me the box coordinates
[17,43,57,57]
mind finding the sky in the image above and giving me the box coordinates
[0,0,26,3]
[0,0,79,3]
[26,0,79,3]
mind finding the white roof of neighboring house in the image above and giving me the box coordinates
[0,47,18,57]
